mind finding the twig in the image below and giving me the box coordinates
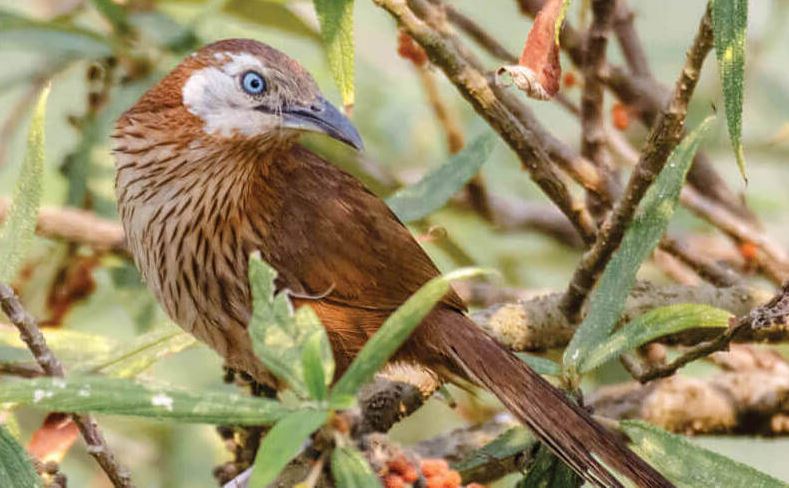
[559,5,714,320]
[626,281,789,383]
[0,198,128,255]
[0,361,45,378]
[611,0,651,77]
[373,0,598,243]
[517,0,756,225]
[593,345,789,435]
[581,0,618,218]
[659,236,741,287]
[431,0,517,63]
[474,282,777,352]
[0,283,134,488]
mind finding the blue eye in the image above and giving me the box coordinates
[241,71,266,95]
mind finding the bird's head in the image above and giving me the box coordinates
[119,39,362,151]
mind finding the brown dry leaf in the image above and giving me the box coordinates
[27,412,79,464]
[497,0,564,100]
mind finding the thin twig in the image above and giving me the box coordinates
[659,236,740,287]
[559,5,714,321]
[0,283,135,488]
[375,0,598,243]
[627,281,789,383]
[581,0,618,219]
[0,361,45,378]
[611,0,651,77]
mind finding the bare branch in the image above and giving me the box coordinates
[373,0,598,242]
[474,282,777,352]
[560,6,714,320]
[0,198,127,255]
[626,281,789,382]
[0,283,134,488]
[581,0,619,218]
[592,345,789,435]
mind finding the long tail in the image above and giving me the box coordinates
[433,315,673,488]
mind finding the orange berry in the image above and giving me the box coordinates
[401,466,419,483]
[739,241,758,261]
[426,478,444,488]
[611,102,630,131]
[442,470,462,487]
[466,484,488,488]
[388,455,411,474]
[384,474,405,488]
[563,71,576,88]
[421,459,449,478]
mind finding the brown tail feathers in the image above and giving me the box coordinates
[434,314,674,488]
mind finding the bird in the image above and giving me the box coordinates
[113,39,672,488]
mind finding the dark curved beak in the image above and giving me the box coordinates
[279,97,364,151]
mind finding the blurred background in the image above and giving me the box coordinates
[1,0,788,486]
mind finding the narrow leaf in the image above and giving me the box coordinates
[0,11,112,57]
[712,0,748,180]
[331,445,382,488]
[580,304,732,373]
[453,426,536,481]
[301,330,330,401]
[563,116,715,374]
[516,444,580,488]
[515,353,562,376]
[89,0,131,34]
[331,267,490,402]
[622,420,786,487]
[0,425,41,488]
[248,409,329,488]
[248,253,334,399]
[313,0,355,108]
[75,326,196,378]
[386,133,496,222]
[0,85,49,283]
[0,376,290,425]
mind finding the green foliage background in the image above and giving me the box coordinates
[1,0,788,486]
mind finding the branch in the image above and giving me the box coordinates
[591,345,789,435]
[581,0,618,218]
[611,0,651,77]
[373,0,598,242]
[559,5,714,320]
[0,283,134,488]
[624,281,789,382]
[474,282,778,352]
[0,197,127,255]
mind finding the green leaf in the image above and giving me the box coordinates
[89,0,131,34]
[555,0,572,45]
[313,0,355,108]
[516,444,580,488]
[0,425,41,488]
[0,11,112,57]
[248,253,334,399]
[580,304,732,373]
[301,330,331,401]
[621,420,787,488]
[563,116,715,375]
[0,85,49,283]
[75,326,197,378]
[712,0,748,180]
[386,133,496,222]
[331,267,490,403]
[515,353,562,376]
[248,409,329,487]
[331,445,382,488]
[453,426,536,481]
[0,376,290,425]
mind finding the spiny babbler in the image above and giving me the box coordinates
[113,39,671,488]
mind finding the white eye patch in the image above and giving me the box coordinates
[182,52,278,137]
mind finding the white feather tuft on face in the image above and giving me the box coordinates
[182,52,279,137]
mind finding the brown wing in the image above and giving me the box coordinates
[250,145,466,314]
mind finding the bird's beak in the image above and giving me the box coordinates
[280,97,364,151]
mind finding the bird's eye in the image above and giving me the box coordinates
[241,71,267,95]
